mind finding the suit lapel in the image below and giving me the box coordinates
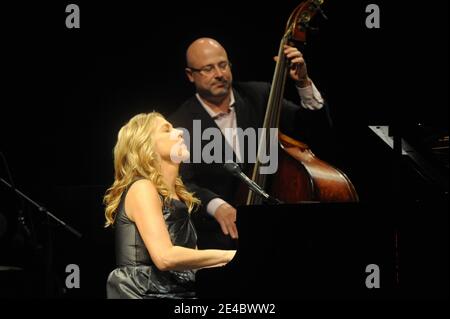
[187,97,219,131]
[233,88,259,170]
[233,89,251,131]
[232,89,252,166]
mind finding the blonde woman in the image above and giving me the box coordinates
[104,112,235,299]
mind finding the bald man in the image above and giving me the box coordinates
[169,38,332,250]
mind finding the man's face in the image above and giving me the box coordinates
[186,44,233,100]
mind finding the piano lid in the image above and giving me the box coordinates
[369,124,448,193]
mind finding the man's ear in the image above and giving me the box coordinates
[185,68,194,83]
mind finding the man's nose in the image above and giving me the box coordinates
[212,65,225,76]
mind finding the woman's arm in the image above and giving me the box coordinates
[125,179,235,271]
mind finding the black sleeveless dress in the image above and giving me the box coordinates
[106,183,197,299]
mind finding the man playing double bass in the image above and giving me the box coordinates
[169,37,332,250]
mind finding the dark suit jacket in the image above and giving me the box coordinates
[169,81,332,248]
[169,81,332,213]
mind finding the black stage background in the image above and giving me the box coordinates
[0,0,448,300]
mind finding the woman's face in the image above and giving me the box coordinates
[153,117,189,164]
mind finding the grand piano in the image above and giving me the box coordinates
[195,124,449,300]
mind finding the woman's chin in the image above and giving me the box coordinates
[178,150,190,163]
[170,148,190,164]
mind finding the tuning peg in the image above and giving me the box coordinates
[318,7,328,20]
[298,22,319,33]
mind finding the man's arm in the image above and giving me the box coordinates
[281,45,334,158]
[181,165,238,239]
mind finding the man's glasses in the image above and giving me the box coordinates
[188,61,232,76]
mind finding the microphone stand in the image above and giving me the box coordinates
[264,196,283,205]
[0,152,35,244]
[249,184,283,205]
[223,162,283,205]
[0,177,82,238]
[0,177,82,297]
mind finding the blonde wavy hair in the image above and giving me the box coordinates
[103,112,200,227]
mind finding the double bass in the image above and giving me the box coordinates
[246,0,359,205]
[195,1,359,298]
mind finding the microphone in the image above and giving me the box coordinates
[224,162,282,204]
